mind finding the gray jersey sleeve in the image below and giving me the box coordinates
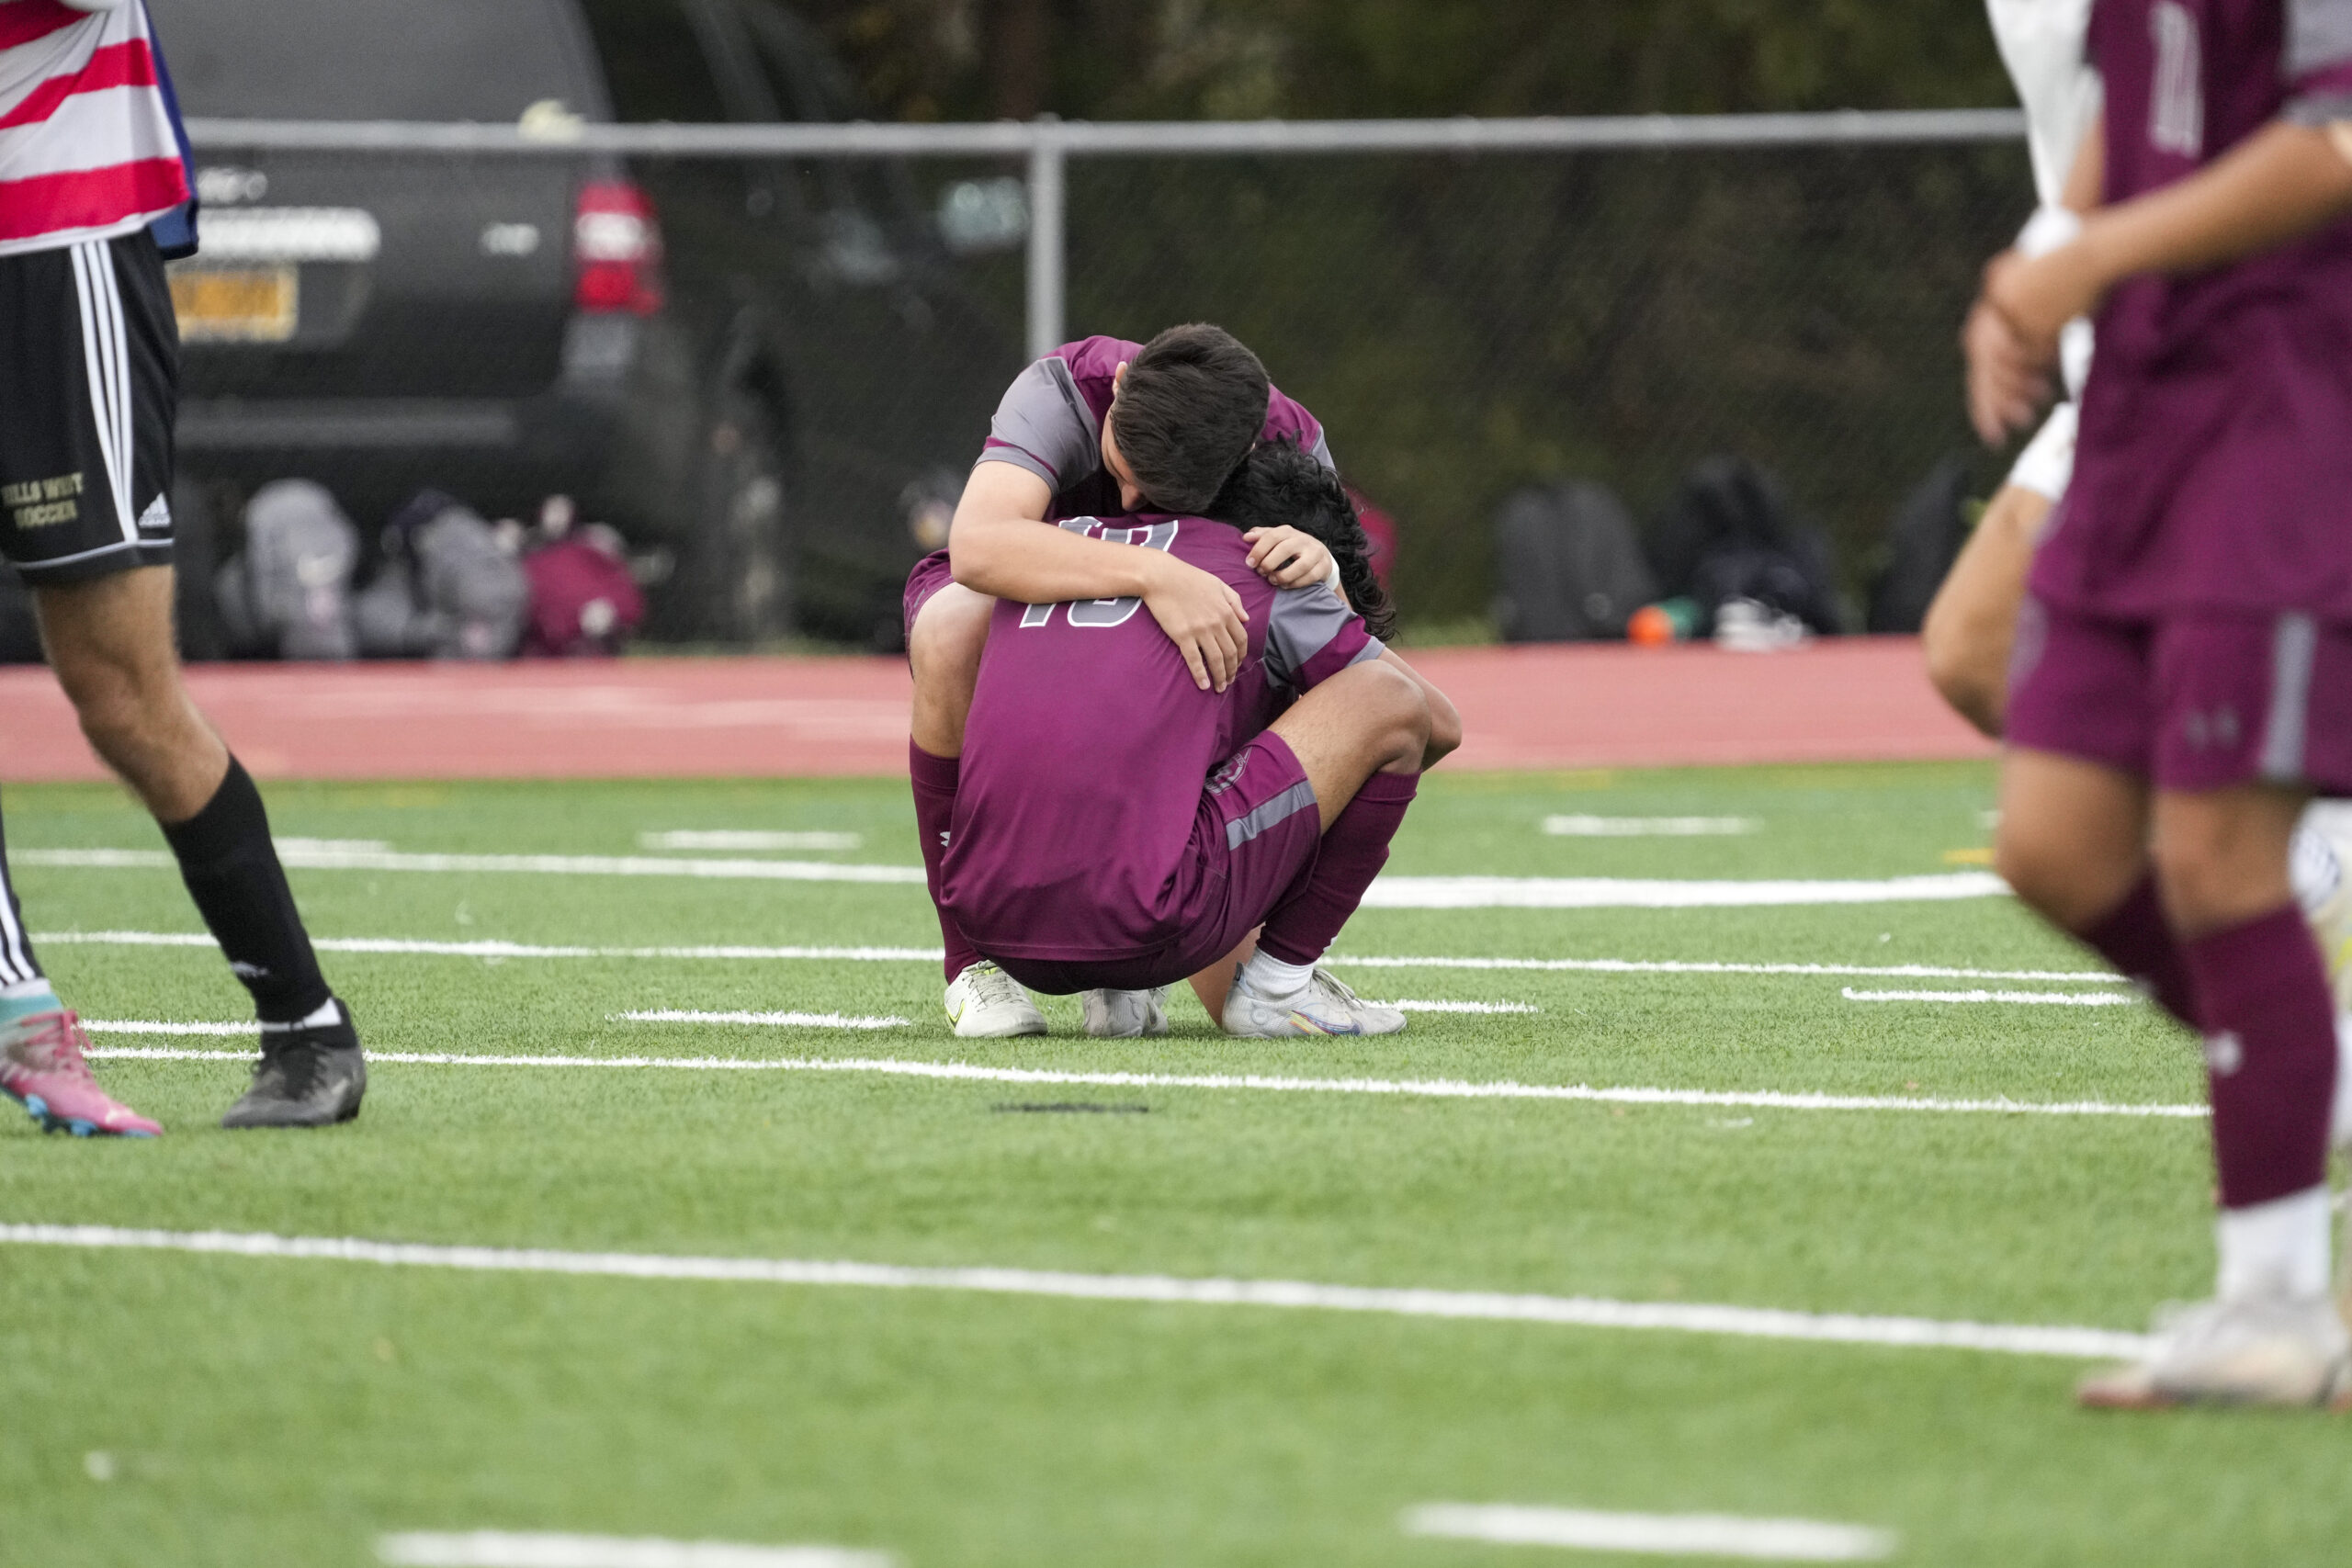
[1264,581,1383,693]
[2287,0,2352,120]
[976,355,1102,491]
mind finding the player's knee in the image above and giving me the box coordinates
[909,588,990,691]
[1993,821,2095,928]
[2150,807,2293,935]
[1363,662,1430,761]
[1920,610,2006,740]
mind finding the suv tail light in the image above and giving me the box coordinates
[573,180,664,315]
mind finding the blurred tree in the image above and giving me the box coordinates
[797,0,2010,124]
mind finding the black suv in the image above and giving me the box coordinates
[153,0,1020,648]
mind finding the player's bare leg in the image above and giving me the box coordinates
[34,568,365,1128]
[1921,483,2046,739]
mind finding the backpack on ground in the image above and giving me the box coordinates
[354,490,527,660]
[214,479,359,660]
[1646,455,1847,635]
[522,526,645,657]
[1865,453,1977,635]
[1490,479,1659,642]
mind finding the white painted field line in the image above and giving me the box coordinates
[74,1043,2211,1121]
[0,1224,2152,1361]
[639,830,865,852]
[30,930,2128,985]
[14,848,926,886]
[1842,987,2138,1008]
[1382,999,1539,1014]
[1404,1504,1894,1562]
[1361,873,2007,909]
[82,1021,253,1036]
[616,1010,911,1030]
[1542,815,1758,837]
[20,851,2004,907]
[378,1531,891,1568]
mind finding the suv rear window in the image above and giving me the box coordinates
[152,0,609,121]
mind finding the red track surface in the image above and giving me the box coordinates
[0,637,1992,782]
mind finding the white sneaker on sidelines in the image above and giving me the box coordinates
[1222,967,1407,1039]
[944,961,1046,1038]
[1081,987,1168,1038]
[2076,1294,2352,1410]
[2294,815,2352,1013]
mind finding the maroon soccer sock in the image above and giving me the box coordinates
[910,741,981,982]
[2079,873,2201,1032]
[2183,903,2338,1211]
[1259,770,1419,966]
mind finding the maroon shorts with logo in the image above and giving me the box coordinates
[903,547,957,644]
[2006,596,2352,794]
[988,732,1322,995]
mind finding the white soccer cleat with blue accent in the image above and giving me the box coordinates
[1221,967,1407,1039]
[944,961,1046,1038]
[1081,987,1168,1038]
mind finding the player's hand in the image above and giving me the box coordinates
[1141,555,1250,693]
[1963,252,2057,446]
[1242,526,1334,591]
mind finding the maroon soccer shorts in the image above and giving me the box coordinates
[2007,596,2352,795]
[902,547,957,645]
[990,732,1323,995]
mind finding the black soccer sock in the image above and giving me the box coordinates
[0,793,49,991]
[160,758,333,1024]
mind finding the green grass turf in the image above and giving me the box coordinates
[3,764,2346,1566]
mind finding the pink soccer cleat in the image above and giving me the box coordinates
[1,1010,161,1138]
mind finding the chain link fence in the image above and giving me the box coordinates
[149,117,2035,655]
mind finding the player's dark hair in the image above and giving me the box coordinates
[1209,438,1396,643]
[1109,323,1270,513]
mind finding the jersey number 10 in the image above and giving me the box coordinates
[1018,519,1181,630]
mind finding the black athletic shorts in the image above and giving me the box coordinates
[0,229,179,586]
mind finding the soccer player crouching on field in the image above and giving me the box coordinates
[907,323,1351,1037]
[1962,0,2352,1407]
[935,440,1458,1038]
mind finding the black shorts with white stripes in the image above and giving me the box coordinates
[0,228,178,587]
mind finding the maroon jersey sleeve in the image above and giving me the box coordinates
[977,354,1102,491]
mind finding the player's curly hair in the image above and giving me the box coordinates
[1209,438,1396,643]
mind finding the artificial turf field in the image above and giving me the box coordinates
[2,761,2346,1566]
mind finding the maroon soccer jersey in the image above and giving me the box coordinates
[978,335,1333,521]
[941,513,1380,964]
[2034,0,2352,616]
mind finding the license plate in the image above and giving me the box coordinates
[169,265,297,343]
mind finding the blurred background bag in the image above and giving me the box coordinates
[1865,453,1977,635]
[522,525,646,658]
[354,490,528,660]
[1491,479,1657,642]
[214,479,359,661]
[1646,456,1848,636]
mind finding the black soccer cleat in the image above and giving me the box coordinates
[220,998,367,1130]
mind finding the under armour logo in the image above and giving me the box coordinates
[2182,706,2241,751]
[2202,1031,2244,1076]
[938,829,950,847]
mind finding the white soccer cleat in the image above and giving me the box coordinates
[944,961,1046,1039]
[2076,1295,2352,1410]
[1081,987,1168,1038]
[1221,967,1407,1039]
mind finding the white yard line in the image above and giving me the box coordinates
[74,1042,2210,1121]
[0,1224,2151,1361]
[378,1532,891,1568]
[639,831,865,852]
[1403,1504,1894,1562]
[1541,816,1758,837]
[19,851,2005,907]
[14,848,927,886]
[30,930,2128,985]
[1841,988,2138,1008]
[1382,1000,1540,1014]
[616,1010,912,1030]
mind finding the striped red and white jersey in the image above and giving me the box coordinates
[0,0,189,257]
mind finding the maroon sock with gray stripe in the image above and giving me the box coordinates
[910,741,982,982]
[2184,903,2337,1209]
[2078,873,2201,1032]
[1258,770,1419,966]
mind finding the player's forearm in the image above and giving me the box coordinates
[948,515,1158,604]
[2075,120,2352,287]
[2062,119,2104,215]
